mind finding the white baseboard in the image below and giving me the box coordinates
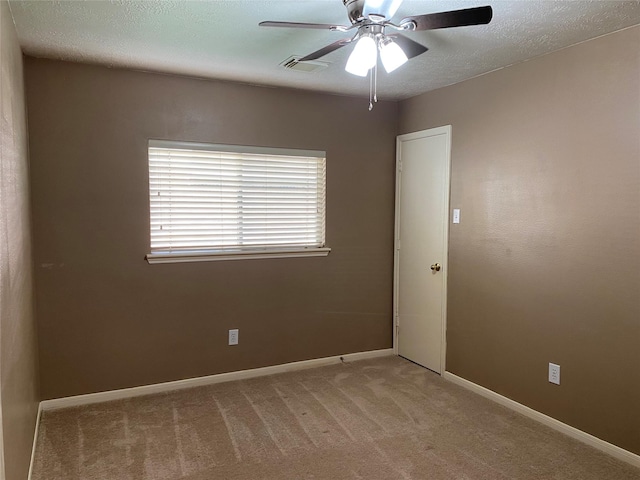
[27,402,42,480]
[40,349,394,411]
[443,371,640,469]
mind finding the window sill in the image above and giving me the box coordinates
[145,247,331,264]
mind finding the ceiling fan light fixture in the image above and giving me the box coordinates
[379,37,408,73]
[345,35,377,76]
[261,2,494,108]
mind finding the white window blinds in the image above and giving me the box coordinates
[148,141,326,255]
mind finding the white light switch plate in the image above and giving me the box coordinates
[228,329,239,346]
[549,363,560,385]
[453,209,460,224]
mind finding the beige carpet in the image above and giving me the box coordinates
[32,356,639,480]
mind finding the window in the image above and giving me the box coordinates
[146,140,329,263]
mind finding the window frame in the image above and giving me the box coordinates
[145,140,330,264]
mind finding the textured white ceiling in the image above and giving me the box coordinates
[8,0,640,100]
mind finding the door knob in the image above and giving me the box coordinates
[430,263,441,272]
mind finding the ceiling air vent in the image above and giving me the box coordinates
[280,56,329,73]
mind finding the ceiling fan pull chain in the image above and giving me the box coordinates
[374,58,378,103]
[368,57,379,111]
[369,68,373,110]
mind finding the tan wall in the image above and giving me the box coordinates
[25,58,397,400]
[0,1,40,479]
[400,26,640,454]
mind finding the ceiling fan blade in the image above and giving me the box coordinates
[388,34,428,59]
[363,0,404,20]
[259,21,346,30]
[299,38,353,62]
[400,6,493,31]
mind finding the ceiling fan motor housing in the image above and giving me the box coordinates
[343,0,365,24]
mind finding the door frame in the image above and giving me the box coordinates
[393,125,452,374]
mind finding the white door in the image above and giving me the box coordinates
[394,126,451,374]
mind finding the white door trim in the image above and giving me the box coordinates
[393,125,452,374]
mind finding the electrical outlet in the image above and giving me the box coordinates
[228,329,239,346]
[549,363,560,385]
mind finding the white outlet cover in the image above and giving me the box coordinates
[453,209,460,224]
[229,329,239,346]
[549,363,560,385]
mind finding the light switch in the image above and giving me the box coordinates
[453,209,460,224]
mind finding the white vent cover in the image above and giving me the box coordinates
[280,56,330,73]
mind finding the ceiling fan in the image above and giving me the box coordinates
[260,0,493,108]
